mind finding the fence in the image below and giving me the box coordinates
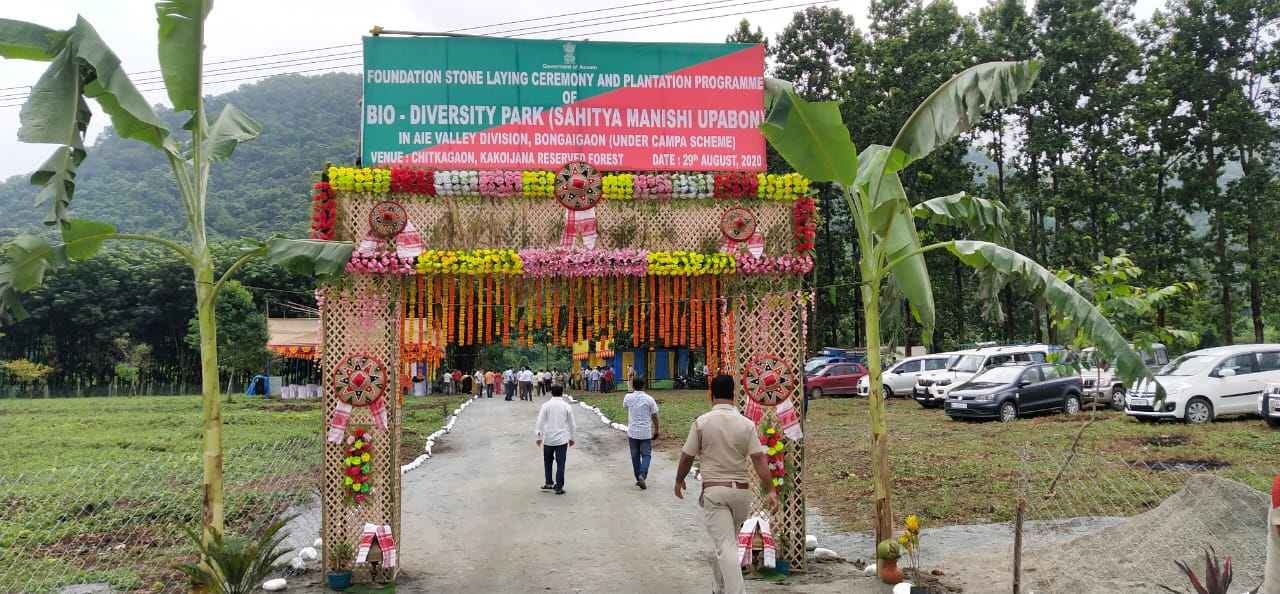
[1016,446,1272,593]
[0,439,322,594]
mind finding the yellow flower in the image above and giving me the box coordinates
[906,515,919,533]
[361,452,370,462]
[897,532,912,553]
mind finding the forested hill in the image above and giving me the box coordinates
[0,72,362,241]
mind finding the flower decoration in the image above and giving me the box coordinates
[792,196,817,253]
[602,173,634,200]
[329,166,391,193]
[480,170,523,198]
[522,170,556,198]
[647,251,735,276]
[634,173,673,199]
[348,251,416,275]
[758,173,810,201]
[737,255,814,276]
[310,181,336,240]
[758,424,796,497]
[519,248,649,278]
[714,172,760,199]
[343,427,373,504]
[672,173,714,199]
[414,249,523,275]
[390,167,435,195]
[897,514,921,572]
[433,170,479,197]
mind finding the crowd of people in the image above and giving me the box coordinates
[411,366,570,401]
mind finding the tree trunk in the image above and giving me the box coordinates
[861,261,892,546]
[195,254,225,542]
[1248,219,1263,343]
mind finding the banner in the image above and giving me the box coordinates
[362,37,766,172]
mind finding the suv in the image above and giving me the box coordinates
[945,362,1083,422]
[1079,344,1169,410]
[856,354,952,398]
[1259,382,1280,429]
[1125,344,1280,424]
[806,362,869,399]
[914,345,1055,408]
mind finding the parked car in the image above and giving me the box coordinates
[805,356,849,375]
[856,354,952,398]
[944,362,1083,422]
[1079,343,1170,410]
[806,362,869,399]
[1126,344,1280,424]
[915,345,1056,408]
[1259,382,1280,429]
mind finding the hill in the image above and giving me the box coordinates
[0,72,362,241]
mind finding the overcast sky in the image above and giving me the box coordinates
[0,0,1160,181]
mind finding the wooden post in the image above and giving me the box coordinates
[1012,496,1025,594]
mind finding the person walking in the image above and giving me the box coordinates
[484,369,495,398]
[503,367,516,401]
[622,377,659,489]
[442,369,452,395]
[604,367,615,393]
[535,369,546,397]
[473,370,484,397]
[674,374,779,594]
[452,369,463,395]
[535,385,576,495]
[518,366,535,401]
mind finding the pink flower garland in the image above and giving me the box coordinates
[633,174,673,199]
[518,248,650,278]
[347,251,417,275]
[479,170,523,198]
[736,254,814,276]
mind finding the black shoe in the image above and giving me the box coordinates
[540,484,554,490]
[638,477,647,490]
[554,488,566,495]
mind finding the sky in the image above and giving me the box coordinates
[0,0,1161,180]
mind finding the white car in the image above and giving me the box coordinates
[1126,344,1280,424]
[856,354,951,398]
[914,345,1055,408]
[1079,344,1169,410]
[1259,382,1280,429]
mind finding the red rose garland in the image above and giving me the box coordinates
[792,196,817,253]
[714,172,760,199]
[310,182,336,240]
[344,427,373,504]
[390,167,436,195]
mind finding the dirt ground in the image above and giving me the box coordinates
[279,396,1029,594]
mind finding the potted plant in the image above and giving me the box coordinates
[326,541,355,591]
[876,539,904,585]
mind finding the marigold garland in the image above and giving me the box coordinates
[328,167,391,192]
[415,249,523,275]
[647,251,736,276]
[759,173,810,201]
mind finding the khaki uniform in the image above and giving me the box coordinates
[682,404,765,594]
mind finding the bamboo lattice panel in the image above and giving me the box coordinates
[336,193,794,255]
[730,276,807,571]
[321,276,403,582]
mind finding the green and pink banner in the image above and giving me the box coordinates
[362,37,766,172]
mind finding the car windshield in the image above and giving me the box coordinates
[949,354,984,373]
[969,366,1025,384]
[804,359,831,374]
[1158,354,1216,376]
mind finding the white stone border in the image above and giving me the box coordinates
[400,394,480,474]
[570,394,629,433]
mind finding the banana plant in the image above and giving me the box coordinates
[0,3,350,544]
[762,60,1158,546]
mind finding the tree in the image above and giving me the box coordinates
[762,60,1157,550]
[0,4,348,544]
[186,280,268,402]
[1,358,55,397]
[725,18,767,51]
[114,333,153,395]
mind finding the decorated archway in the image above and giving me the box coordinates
[314,35,814,584]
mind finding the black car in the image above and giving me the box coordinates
[944,362,1083,422]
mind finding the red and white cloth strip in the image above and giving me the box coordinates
[719,228,765,258]
[737,516,776,569]
[775,398,804,440]
[357,221,425,259]
[743,397,764,424]
[356,523,397,567]
[368,396,389,430]
[560,207,598,249]
[326,401,353,443]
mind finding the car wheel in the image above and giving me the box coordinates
[1267,417,1280,429]
[1109,387,1126,411]
[1184,397,1213,424]
[883,385,894,399]
[810,387,823,400]
[1064,394,1081,416]
[999,401,1018,422]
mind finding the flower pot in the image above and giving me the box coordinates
[326,570,353,590]
[879,558,904,585]
[774,559,791,575]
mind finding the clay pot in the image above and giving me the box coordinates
[879,557,904,584]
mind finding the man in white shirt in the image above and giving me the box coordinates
[535,385,577,494]
[535,370,545,396]
[518,366,535,401]
[503,367,515,401]
[622,377,660,489]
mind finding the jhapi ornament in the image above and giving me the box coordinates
[327,353,391,443]
[369,200,408,238]
[742,354,804,439]
[556,161,602,249]
[719,206,765,257]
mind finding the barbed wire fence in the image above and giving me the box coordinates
[0,438,323,594]
[1015,446,1272,594]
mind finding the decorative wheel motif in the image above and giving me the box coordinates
[333,353,388,407]
[720,206,758,242]
[369,201,408,238]
[743,354,797,407]
[554,161,603,211]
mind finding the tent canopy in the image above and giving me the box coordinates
[268,318,320,359]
